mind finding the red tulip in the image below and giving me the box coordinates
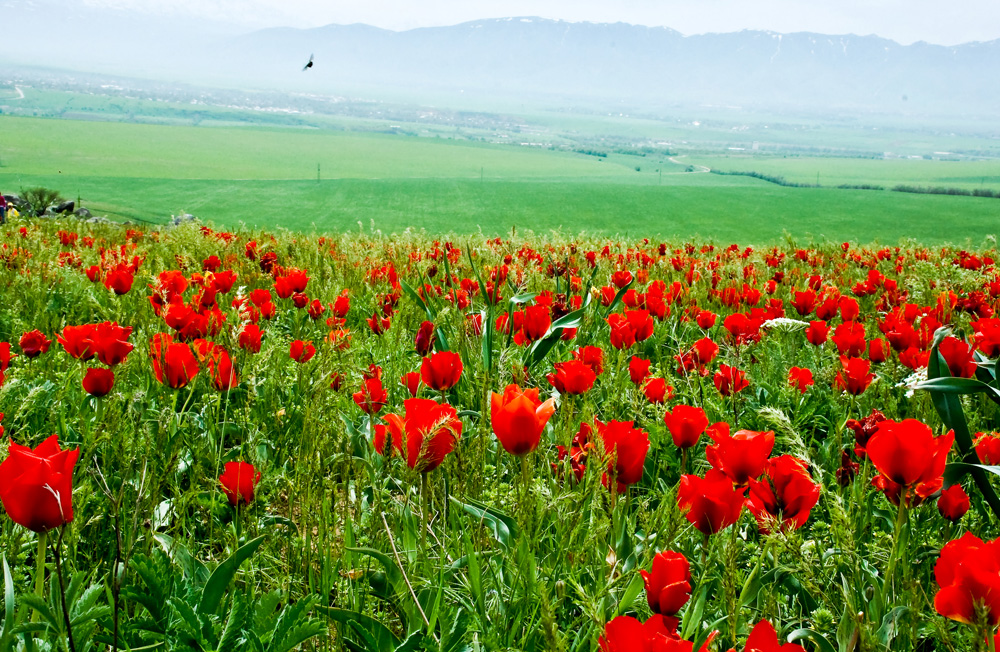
[934,532,1000,626]
[490,384,556,456]
[150,336,199,389]
[642,377,671,404]
[218,461,261,506]
[790,289,816,316]
[867,418,953,501]
[714,364,749,396]
[289,339,316,363]
[401,372,421,397]
[746,455,820,534]
[706,427,775,486]
[629,356,652,385]
[696,310,717,329]
[0,435,79,532]
[521,304,551,342]
[238,324,263,353]
[938,336,977,378]
[600,614,716,652]
[353,377,388,414]
[90,321,134,366]
[804,320,829,346]
[420,351,463,391]
[207,347,239,391]
[663,405,709,449]
[82,367,115,397]
[868,338,889,363]
[57,324,97,360]
[737,620,806,652]
[383,398,462,472]
[845,409,888,458]
[976,432,1000,465]
[596,419,650,488]
[572,345,605,375]
[415,320,435,355]
[834,356,874,395]
[19,330,51,358]
[640,551,691,616]
[832,322,866,357]
[677,469,745,535]
[367,312,391,334]
[787,367,813,394]
[547,360,596,395]
[103,263,135,295]
[937,485,970,523]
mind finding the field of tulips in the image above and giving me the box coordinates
[1,216,1000,652]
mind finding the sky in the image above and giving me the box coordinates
[68,0,1000,45]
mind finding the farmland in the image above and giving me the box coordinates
[2,113,1000,245]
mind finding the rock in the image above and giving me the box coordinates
[85,216,110,225]
[74,207,92,218]
[170,213,198,226]
[54,201,75,214]
[2,194,26,209]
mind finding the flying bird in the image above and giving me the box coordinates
[302,54,314,71]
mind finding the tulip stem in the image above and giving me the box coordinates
[420,472,430,576]
[884,498,908,608]
[988,626,997,652]
[31,530,46,624]
[54,526,77,652]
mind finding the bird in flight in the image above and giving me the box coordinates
[303,54,314,71]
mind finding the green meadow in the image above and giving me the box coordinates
[2,115,999,245]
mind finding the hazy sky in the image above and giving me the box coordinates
[79,0,999,45]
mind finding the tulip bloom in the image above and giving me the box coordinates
[0,435,79,532]
[82,367,115,397]
[150,336,199,389]
[400,372,421,397]
[706,427,775,486]
[738,620,807,652]
[677,469,745,535]
[547,359,596,395]
[746,455,820,534]
[640,551,691,617]
[600,615,716,652]
[937,485,970,523]
[90,321,134,366]
[219,461,261,506]
[976,432,1000,465]
[938,336,977,378]
[521,304,552,342]
[19,330,51,358]
[383,398,463,472]
[415,320,435,355]
[934,532,1000,626]
[834,356,874,395]
[289,339,316,363]
[867,418,953,502]
[714,364,749,397]
[663,405,709,449]
[629,356,652,385]
[804,320,829,346]
[832,322,866,358]
[787,367,814,394]
[642,377,671,404]
[238,324,263,353]
[571,346,605,375]
[596,419,650,489]
[490,384,557,456]
[353,377,388,415]
[57,324,97,360]
[420,351,463,391]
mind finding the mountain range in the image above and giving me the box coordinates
[4,6,998,116]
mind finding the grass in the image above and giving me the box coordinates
[3,114,1000,245]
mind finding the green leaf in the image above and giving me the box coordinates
[153,533,209,585]
[944,462,1000,485]
[876,606,910,647]
[451,496,519,548]
[601,278,635,319]
[199,535,266,615]
[345,547,404,596]
[316,606,403,651]
[2,556,13,632]
[524,307,585,370]
[399,279,434,322]
[787,628,838,652]
[616,574,644,616]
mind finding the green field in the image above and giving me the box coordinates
[2,115,999,245]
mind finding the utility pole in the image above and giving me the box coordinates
[317,163,321,182]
